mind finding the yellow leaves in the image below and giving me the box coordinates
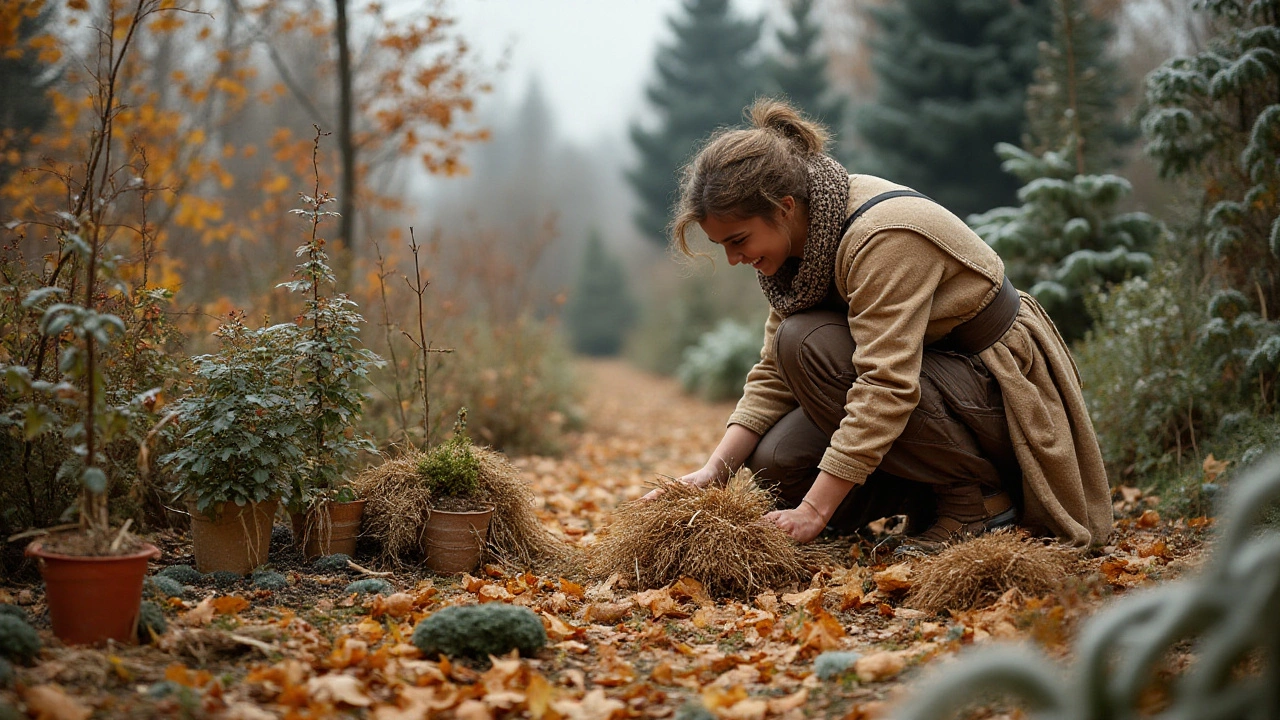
[797,607,845,659]
[262,174,292,194]
[854,652,906,682]
[306,673,373,707]
[1203,453,1231,483]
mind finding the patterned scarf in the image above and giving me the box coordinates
[757,154,850,317]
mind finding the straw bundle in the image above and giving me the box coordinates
[352,447,578,573]
[587,476,817,599]
[906,530,1077,614]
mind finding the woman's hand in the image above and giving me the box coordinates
[641,466,719,501]
[764,501,828,543]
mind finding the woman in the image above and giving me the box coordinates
[667,99,1112,551]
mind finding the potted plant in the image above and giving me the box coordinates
[279,143,382,560]
[0,2,185,646]
[418,410,494,574]
[161,314,303,574]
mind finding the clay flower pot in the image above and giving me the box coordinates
[420,506,493,575]
[290,499,366,560]
[188,497,278,574]
[26,540,161,646]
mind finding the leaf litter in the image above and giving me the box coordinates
[0,359,1215,719]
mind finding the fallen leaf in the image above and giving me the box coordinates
[527,670,557,719]
[381,593,415,618]
[582,602,632,625]
[634,588,688,620]
[855,652,905,682]
[798,608,845,658]
[1203,454,1230,483]
[1136,510,1161,529]
[479,584,515,603]
[182,597,216,626]
[671,577,713,607]
[454,699,492,720]
[781,588,821,608]
[21,684,93,720]
[552,688,626,720]
[873,563,913,593]
[541,611,581,641]
[560,578,586,598]
[211,595,250,616]
[307,673,373,707]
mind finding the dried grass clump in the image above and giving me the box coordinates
[587,477,818,599]
[352,447,578,573]
[906,531,1078,614]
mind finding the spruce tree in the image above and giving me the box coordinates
[628,0,764,244]
[1139,0,1280,407]
[968,144,1163,342]
[564,232,637,356]
[0,4,58,185]
[853,0,1053,217]
[1023,0,1129,173]
[768,0,844,133]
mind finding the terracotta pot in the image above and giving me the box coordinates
[188,497,278,574]
[420,506,493,575]
[25,540,161,646]
[290,499,366,560]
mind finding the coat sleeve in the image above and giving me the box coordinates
[818,230,949,485]
[727,307,798,435]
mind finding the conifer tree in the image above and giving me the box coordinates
[968,0,1154,342]
[628,0,764,244]
[565,232,637,356]
[768,0,844,133]
[1023,0,1129,173]
[1139,0,1280,406]
[854,0,1053,217]
[0,4,57,185]
[968,144,1162,341]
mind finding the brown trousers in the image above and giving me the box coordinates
[745,311,1022,532]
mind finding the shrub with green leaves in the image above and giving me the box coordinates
[344,578,393,596]
[312,553,353,573]
[137,602,166,643]
[251,571,288,591]
[161,315,303,518]
[157,564,203,584]
[147,576,184,600]
[411,604,546,660]
[676,320,762,402]
[417,418,480,499]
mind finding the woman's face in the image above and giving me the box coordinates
[699,197,805,276]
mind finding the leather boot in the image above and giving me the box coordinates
[897,482,1016,555]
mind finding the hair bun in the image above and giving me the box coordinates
[749,98,828,155]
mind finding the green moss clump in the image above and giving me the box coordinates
[147,576,185,599]
[814,650,862,680]
[0,657,12,688]
[417,412,481,498]
[251,571,288,591]
[344,579,393,596]
[0,615,40,663]
[137,602,167,644]
[411,604,547,660]
[312,553,352,573]
[158,565,204,584]
[0,606,27,624]
[270,524,294,550]
[207,571,243,588]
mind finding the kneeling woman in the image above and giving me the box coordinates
[669,100,1112,551]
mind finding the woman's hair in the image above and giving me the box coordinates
[670,98,830,258]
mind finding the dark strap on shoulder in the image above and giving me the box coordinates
[837,189,933,239]
[838,188,1019,355]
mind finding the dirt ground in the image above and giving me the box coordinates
[0,359,1214,719]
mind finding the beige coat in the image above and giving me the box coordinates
[729,174,1113,547]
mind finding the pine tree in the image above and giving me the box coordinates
[0,4,58,185]
[768,0,844,134]
[564,232,637,356]
[1023,0,1129,173]
[853,0,1054,217]
[1139,0,1280,408]
[628,0,764,244]
[968,144,1163,341]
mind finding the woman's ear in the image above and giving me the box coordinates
[778,195,796,219]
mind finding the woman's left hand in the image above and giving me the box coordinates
[763,504,826,544]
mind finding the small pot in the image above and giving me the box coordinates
[291,499,366,560]
[420,506,494,575]
[26,540,161,646]
[188,497,278,574]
